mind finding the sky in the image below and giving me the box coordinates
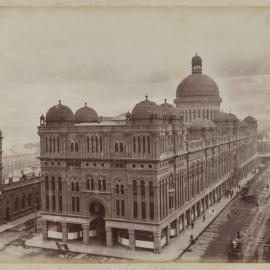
[0,6,270,149]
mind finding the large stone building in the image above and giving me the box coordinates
[38,55,258,253]
[0,130,41,224]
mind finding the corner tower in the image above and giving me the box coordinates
[174,54,222,123]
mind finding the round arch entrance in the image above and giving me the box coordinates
[89,201,106,244]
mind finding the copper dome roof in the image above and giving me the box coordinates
[176,73,220,99]
[46,100,74,123]
[132,96,160,120]
[74,103,98,123]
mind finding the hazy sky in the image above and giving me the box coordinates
[0,6,270,147]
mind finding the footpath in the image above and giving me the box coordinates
[25,169,260,262]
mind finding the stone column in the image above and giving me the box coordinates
[128,229,135,250]
[153,231,161,253]
[62,222,68,244]
[41,220,48,240]
[82,224,89,245]
[106,227,113,247]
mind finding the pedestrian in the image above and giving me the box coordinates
[190,234,194,245]
[237,230,240,238]
[227,214,230,219]
[191,221,194,229]
[203,215,205,222]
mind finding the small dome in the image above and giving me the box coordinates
[74,103,98,123]
[40,114,45,120]
[159,99,178,115]
[132,96,160,120]
[46,100,74,123]
[244,115,257,123]
[189,119,216,130]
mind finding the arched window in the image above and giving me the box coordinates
[149,181,154,197]
[53,137,56,152]
[75,182,79,192]
[87,179,90,190]
[91,136,94,152]
[141,181,145,196]
[138,136,141,152]
[116,184,120,194]
[58,178,62,191]
[120,143,124,152]
[115,143,119,152]
[51,177,55,191]
[95,136,98,152]
[133,137,136,153]
[45,137,48,152]
[147,136,151,153]
[121,184,124,194]
[98,179,102,191]
[57,137,60,152]
[91,178,94,190]
[49,137,52,152]
[71,143,74,152]
[133,180,137,195]
[143,136,146,153]
[75,143,79,152]
[103,179,106,191]
[45,176,49,190]
[27,194,32,207]
[87,136,90,152]
[71,182,75,191]
[100,137,103,152]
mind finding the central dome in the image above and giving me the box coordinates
[176,73,220,98]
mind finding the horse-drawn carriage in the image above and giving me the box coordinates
[228,236,243,261]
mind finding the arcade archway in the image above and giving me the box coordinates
[89,201,106,244]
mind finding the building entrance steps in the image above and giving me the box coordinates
[25,169,260,262]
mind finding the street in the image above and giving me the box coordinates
[180,164,270,262]
[0,166,269,263]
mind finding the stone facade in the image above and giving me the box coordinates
[38,55,258,253]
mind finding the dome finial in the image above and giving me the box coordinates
[145,95,148,100]
[85,102,87,107]
[164,98,167,103]
[59,100,61,104]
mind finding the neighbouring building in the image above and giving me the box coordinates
[0,130,41,224]
[38,55,258,253]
